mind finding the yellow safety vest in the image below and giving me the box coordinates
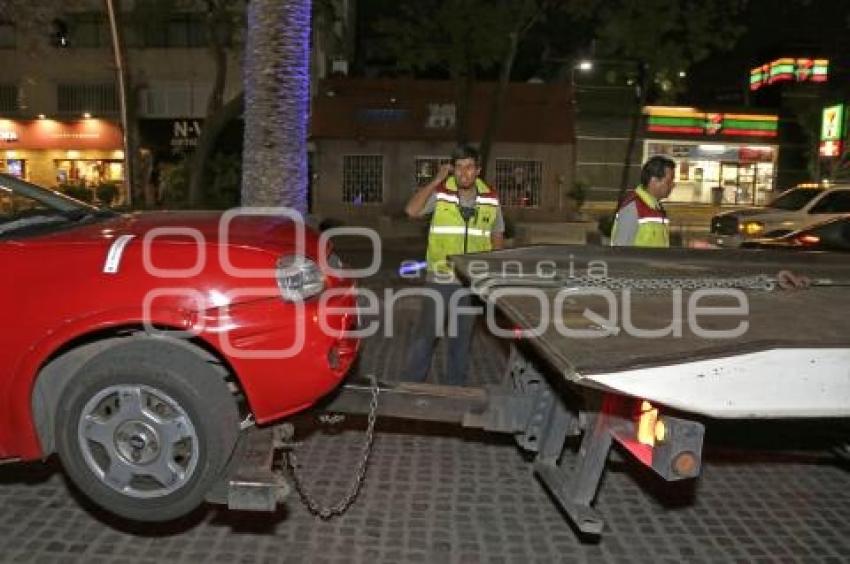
[426,177,500,276]
[611,186,670,247]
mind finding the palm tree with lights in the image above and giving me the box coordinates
[241,0,310,214]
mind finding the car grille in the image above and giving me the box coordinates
[711,215,739,235]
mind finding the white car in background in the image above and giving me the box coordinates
[710,185,850,247]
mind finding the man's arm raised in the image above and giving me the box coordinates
[405,164,451,218]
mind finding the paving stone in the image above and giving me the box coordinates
[2,247,850,562]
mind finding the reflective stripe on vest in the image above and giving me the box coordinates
[430,226,493,237]
[436,191,500,207]
[426,177,500,275]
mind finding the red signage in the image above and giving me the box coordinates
[0,119,123,150]
[819,139,843,158]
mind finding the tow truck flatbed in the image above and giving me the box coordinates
[452,245,850,418]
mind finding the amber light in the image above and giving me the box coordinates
[740,221,765,236]
[637,400,666,447]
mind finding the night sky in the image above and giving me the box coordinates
[356,0,850,110]
[685,0,850,107]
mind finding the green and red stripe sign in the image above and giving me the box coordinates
[750,58,829,91]
[646,107,778,138]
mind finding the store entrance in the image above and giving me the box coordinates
[719,162,757,205]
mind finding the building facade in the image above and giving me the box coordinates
[309,78,576,225]
[0,0,243,203]
[642,106,779,206]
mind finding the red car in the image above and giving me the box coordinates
[0,174,359,521]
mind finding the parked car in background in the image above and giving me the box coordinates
[710,185,850,247]
[741,216,850,252]
[0,174,359,522]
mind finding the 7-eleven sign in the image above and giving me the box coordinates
[705,113,722,135]
[821,104,845,141]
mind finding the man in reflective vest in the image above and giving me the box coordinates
[403,145,504,386]
[611,156,676,247]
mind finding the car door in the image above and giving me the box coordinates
[812,218,850,251]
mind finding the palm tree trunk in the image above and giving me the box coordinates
[241,0,311,214]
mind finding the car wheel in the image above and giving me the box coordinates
[55,339,239,522]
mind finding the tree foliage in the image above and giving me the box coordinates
[373,0,524,77]
[573,0,746,101]
[566,0,747,202]
[373,0,549,147]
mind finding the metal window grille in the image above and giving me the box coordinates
[494,159,543,208]
[414,156,452,189]
[0,84,18,112]
[343,155,383,204]
[57,83,118,113]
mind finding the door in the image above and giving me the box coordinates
[719,162,757,205]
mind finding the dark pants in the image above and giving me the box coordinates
[404,282,478,386]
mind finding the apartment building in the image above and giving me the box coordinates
[0,0,242,202]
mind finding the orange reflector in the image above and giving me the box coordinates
[672,451,698,477]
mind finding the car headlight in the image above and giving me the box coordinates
[275,255,325,301]
[739,221,765,236]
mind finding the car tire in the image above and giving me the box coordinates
[55,339,239,522]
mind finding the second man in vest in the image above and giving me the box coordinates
[611,156,676,247]
[403,145,504,386]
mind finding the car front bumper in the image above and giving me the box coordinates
[198,289,360,424]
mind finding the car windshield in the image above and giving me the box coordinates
[767,188,823,211]
[0,174,116,237]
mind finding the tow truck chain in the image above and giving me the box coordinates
[283,373,380,519]
[475,270,825,294]
[558,273,779,292]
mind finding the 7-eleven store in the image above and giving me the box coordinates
[643,106,779,206]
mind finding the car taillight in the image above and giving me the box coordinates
[795,234,820,245]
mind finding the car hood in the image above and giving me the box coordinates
[26,210,314,255]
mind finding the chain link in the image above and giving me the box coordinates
[559,274,776,292]
[476,273,777,294]
[283,373,380,519]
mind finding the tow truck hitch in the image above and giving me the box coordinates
[205,345,704,537]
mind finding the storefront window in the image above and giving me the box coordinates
[54,159,124,187]
[0,159,24,178]
[646,142,776,205]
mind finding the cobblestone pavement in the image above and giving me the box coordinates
[1,245,850,562]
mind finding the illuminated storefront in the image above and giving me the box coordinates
[643,107,779,205]
[0,118,124,200]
